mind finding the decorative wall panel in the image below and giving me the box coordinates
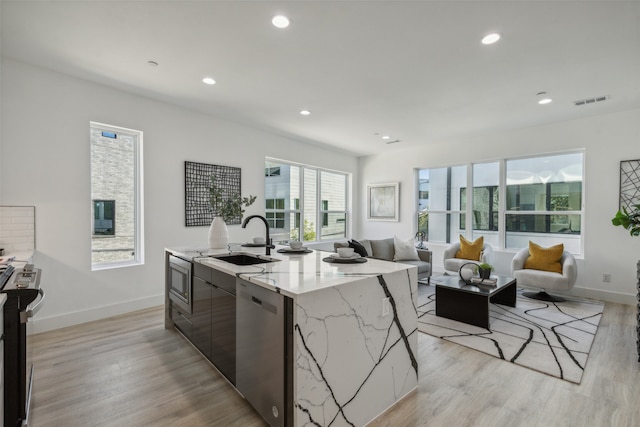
[184,161,241,226]
[619,159,640,212]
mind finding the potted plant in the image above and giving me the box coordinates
[209,176,257,224]
[208,176,256,248]
[611,204,640,236]
[477,262,493,280]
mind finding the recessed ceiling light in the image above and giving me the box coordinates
[300,110,311,116]
[537,91,552,105]
[381,135,391,140]
[481,32,501,45]
[272,15,290,28]
[202,77,216,85]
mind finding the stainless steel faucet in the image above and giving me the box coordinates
[241,215,275,255]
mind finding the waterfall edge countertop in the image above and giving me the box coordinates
[166,245,419,427]
[165,245,416,298]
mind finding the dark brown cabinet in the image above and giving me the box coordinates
[192,276,212,359]
[192,262,236,384]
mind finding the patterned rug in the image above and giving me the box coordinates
[417,281,604,383]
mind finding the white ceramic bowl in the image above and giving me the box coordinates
[337,247,355,258]
[253,237,265,244]
[289,240,303,250]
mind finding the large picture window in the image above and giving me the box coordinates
[417,152,584,254]
[265,159,348,243]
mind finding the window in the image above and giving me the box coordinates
[93,200,115,236]
[265,159,348,243]
[90,122,144,269]
[266,199,287,228]
[417,152,584,254]
[265,165,281,176]
[505,153,582,253]
[417,165,466,243]
[464,161,500,247]
[322,200,329,227]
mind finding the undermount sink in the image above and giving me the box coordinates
[210,253,279,266]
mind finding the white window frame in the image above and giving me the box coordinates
[90,122,144,270]
[416,150,585,255]
[265,158,350,243]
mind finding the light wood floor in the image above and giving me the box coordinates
[29,300,639,427]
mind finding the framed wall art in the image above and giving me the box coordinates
[367,182,399,221]
[619,159,640,212]
[184,161,241,226]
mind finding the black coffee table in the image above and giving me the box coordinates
[433,275,517,329]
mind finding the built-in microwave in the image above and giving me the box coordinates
[167,254,192,314]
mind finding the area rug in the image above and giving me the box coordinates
[417,281,604,384]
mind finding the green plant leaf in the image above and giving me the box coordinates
[611,205,640,237]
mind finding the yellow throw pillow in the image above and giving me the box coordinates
[455,235,483,261]
[524,242,564,273]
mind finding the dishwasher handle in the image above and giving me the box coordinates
[239,288,278,315]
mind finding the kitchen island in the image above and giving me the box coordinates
[165,246,418,427]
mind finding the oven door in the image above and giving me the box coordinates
[23,287,44,427]
[168,255,192,314]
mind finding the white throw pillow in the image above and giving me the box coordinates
[393,236,420,261]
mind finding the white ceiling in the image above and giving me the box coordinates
[2,1,640,156]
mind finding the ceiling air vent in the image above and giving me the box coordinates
[574,95,609,106]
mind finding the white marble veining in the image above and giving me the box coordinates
[294,269,418,426]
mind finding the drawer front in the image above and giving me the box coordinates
[212,269,236,295]
[193,262,212,282]
[171,304,193,339]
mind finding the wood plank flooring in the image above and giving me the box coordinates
[29,300,639,426]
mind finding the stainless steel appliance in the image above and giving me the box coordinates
[236,279,293,427]
[167,254,192,314]
[1,264,44,427]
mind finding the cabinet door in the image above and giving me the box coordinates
[192,276,212,360]
[211,286,236,384]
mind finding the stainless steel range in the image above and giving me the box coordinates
[1,263,44,427]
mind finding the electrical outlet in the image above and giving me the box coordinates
[382,297,390,316]
[602,273,611,283]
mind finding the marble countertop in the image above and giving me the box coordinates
[166,245,414,298]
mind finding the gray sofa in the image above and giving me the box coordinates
[334,238,432,284]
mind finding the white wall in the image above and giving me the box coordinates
[0,58,358,332]
[358,108,640,304]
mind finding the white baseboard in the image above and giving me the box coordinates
[569,286,636,306]
[30,294,164,334]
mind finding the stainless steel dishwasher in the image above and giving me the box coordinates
[236,279,293,427]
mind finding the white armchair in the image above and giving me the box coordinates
[443,242,494,274]
[511,247,577,302]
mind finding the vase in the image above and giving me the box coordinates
[208,216,229,249]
